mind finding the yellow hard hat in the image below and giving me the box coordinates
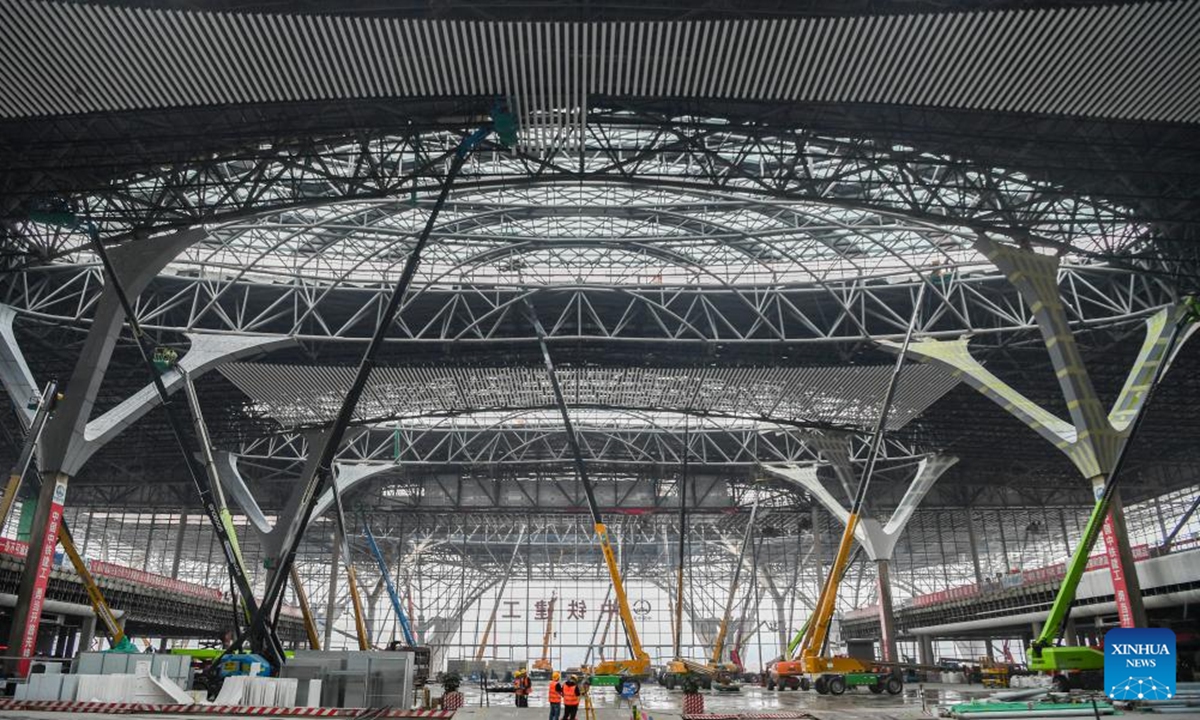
[552,671,561,680]
[516,669,525,676]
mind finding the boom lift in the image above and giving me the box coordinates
[207,109,517,668]
[776,546,863,668]
[531,593,557,679]
[523,299,650,696]
[1027,304,1195,690]
[363,523,431,685]
[662,496,759,691]
[769,284,925,696]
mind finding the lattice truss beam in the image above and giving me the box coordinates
[237,425,924,479]
[218,364,959,432]
[3,260,1169,348]
[0,116,1172,349]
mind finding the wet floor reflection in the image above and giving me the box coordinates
[455,681,997,715]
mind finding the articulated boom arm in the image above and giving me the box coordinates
[796,283,926,668]
[538,594,557,663]
[799,513,860,662]
[1032,492,1111,652]
[786,545,862,658]
[596,521,649,662]
[364,524,417,647]
[786,618,810,658]
[524,298,649,670]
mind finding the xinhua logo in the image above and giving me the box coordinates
[1105,628,1176,700]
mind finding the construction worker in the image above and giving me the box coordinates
[514,668,532,707]
[547,671,563,720]
[561,674,582,720]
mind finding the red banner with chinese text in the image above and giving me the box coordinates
[16,476,67,677]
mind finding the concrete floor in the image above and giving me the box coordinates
[1,683,1198,720]
[462,680,990,715]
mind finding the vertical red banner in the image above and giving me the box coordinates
[1101,513,1135,628]
[17,476,67,677]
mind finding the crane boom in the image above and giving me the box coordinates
[522,299,649,678]
[797,283,924,668]
[533,593,557,672]
[364,523,417,647]
[711,497,759,666]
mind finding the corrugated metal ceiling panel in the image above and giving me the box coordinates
[2,0,1197,125]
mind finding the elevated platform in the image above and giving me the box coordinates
[842,542,1200,641]
[0,538,306,643]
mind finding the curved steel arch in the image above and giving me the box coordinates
[11,114,1140,261]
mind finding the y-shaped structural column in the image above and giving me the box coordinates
[884,237,1197,628]
[765,448,957,663]
[0,307,288,666]
[214,450,395,638]
[3,230,202,673]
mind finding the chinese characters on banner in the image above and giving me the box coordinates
[1101,514,1135,628]
[17,476,67,677]
[491,597,653,620]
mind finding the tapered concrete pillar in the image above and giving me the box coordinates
[78,615,96,654]
[0,237,289,675]
[875,559,898,663]
[965,509,985,586]
[5,230,203,675]
[918,634,935,666]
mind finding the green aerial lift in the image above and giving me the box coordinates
[1027,302,1196,690]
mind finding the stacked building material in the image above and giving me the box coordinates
[942,700,1117,719]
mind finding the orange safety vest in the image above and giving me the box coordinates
[563,683,580,707]
[548,682,563,703]
[515,676,532,696]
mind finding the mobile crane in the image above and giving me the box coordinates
[768,285,925,696]
[530,593,557,680]
[1027,303,1195,690]
[363,523,431,685]
[524,299,650,697]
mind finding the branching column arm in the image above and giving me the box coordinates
[880,336,1076,449]
[1109,304,1200,432]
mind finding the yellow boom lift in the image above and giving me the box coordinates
[768,284,925,696]
[524,299,650,696]
[662,495,759,691]
[530,593,557,679]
